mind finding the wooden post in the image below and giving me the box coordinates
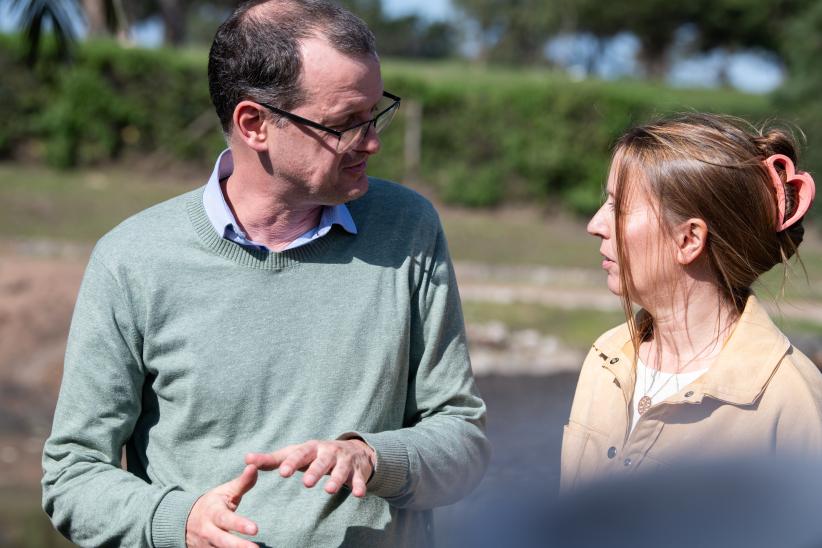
[404,100,422,184]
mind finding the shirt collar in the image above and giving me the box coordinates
[689,294,789,405]
[202,149,242,241]
[202,149,357,250]
[596,295,789,407]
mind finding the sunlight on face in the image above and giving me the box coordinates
[587,158,680,307]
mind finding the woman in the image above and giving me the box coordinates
[560,113,822,492]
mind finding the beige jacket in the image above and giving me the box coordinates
[560,295,822,492]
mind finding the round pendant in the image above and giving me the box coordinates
[637,395,652,415]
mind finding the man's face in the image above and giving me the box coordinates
[266,37,384,206]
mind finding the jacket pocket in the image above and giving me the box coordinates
[638,453,670,473]
[560,421,616,492]
[560,422,591,493]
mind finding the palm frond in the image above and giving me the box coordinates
[9,0,82,63]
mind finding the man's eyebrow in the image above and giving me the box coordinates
[327,109,371,128]
[325,105,363,125]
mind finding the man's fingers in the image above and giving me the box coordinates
[245,446,293,471]
[278,443,317,477]
[221,465,258,502]
[207,524,259,548]
[303,453,336,488]
[324,458,352,494]
[213,508,258,537]
[350,467,368,498]
[247,440,373,497]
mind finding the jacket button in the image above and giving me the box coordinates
[623,458,632,467]
[609,357,619,364]
[685,391,694,397]
[607,447,617,459]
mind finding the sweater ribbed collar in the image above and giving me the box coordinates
[186,187,346,270]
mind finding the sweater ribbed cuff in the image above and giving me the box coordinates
[151,489,200,548]
[349,431,409,498]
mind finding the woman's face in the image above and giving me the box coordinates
[587,162,678,307]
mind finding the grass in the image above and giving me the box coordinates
[1,160,819,299]
[2,162,820,277]
[778,316,822,337]
[0,487,72,547]
[464,299,822,352]
[442,207,600,268]
[0,163,201,242]
[463,301,625,349]
[0,161,602,267]
[756,250,822,301]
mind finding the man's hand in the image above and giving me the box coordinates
[245,439,376,497]
[185,464,260,548]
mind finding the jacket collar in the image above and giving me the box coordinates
[595,295,789,407]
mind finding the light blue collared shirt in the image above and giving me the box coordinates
[202,150,357,252]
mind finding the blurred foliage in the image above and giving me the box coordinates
[0,36,775,214]
[455,0,813,78]
[0,35,223,167]
[772,0,822,223]
[8,0,81,63]
[335,0,458,58]
[381,60,771,212]
[451,0,562,65]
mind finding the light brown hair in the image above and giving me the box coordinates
[611,113,808,347]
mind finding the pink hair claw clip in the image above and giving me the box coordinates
[764,154,816,232]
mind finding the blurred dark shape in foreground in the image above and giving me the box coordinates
[445,456,822,548]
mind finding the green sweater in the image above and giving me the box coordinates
[42,179,489,547]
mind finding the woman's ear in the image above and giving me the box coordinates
[675,218,708,265]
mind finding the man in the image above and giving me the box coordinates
[41,1,489,546]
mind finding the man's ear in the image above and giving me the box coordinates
[675,218,708,265]
[232,101,270,152]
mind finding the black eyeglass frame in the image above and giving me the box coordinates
[257,91,401,145]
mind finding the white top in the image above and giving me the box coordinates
[630,359,708,433]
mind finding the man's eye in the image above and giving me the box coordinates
[334,116,362,130]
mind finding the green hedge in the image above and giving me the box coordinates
[380,62,774,212]
[0,36,224,168]
[0,36,782,214]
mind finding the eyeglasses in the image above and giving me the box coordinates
[258,91,401,153]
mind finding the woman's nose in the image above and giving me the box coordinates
[587,204,609,239]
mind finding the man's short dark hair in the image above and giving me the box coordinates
[208,0,377,135]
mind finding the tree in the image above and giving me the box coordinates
[695,0,814,55]
[82,0,129,40]
[573,0,817,80]
[776,0,822,221]
[128,0,237,46]
[453,0,563,64]
[9,0,82,62]
[336,0,458,59]
[571,0,699,78]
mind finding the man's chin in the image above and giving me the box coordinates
[341,173,370,201]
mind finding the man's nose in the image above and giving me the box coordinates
[357,122,381,155]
